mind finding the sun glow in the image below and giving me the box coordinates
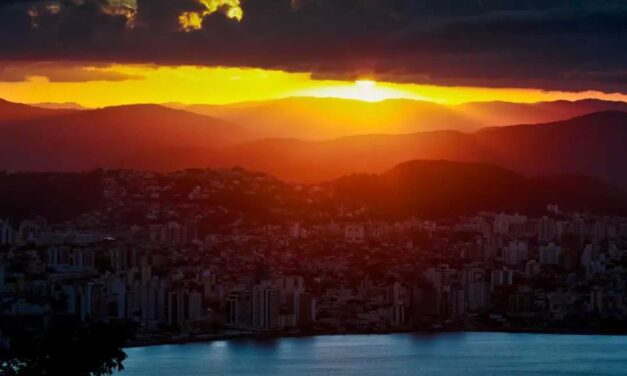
[295,79,427,102]
[2,64,627,108]
[355,80,376,89]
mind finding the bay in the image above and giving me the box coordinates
[118,332,627,376]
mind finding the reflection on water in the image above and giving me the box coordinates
[118,332,627,376]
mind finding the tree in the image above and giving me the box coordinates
[1,319,135,376]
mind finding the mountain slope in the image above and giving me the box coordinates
[138,111,625,187]
[0,98,75,123]
[457,99,627,127]
[0,171,103,222]
[0,103,251,171]
[473,111,627,187]
[333,160,627,217]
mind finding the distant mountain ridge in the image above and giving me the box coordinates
[30,102,87,110]
[0,100,252,171]
[177,97,627,139]
[121,111,627,189]
[0,98,76,123]
[0,98,625,191]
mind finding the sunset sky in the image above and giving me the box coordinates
[1,1,626,107]
[3,63,627,108]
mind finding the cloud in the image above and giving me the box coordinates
[0,62,144,82]
[0,0,626,92]
[179,0,243,31]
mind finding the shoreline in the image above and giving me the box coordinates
[126,326,627,348]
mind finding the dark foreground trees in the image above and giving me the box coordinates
[0,319,135,376]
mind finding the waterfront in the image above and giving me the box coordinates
[118,332,627,375]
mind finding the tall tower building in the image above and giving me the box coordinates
[252,285,281,331]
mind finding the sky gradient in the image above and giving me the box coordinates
[2,63,627,107]
[1,1,626,106]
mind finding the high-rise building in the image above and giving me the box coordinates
[252,285,281,331]
[462,267,488,312]
[276,276,305,303]
[226,289,253,328]
[0,220,16,246]
[295,292,316,329]
[0,264,5,294]
[109,277,127,319]
[503,240,528,266]
[539,243,561,265]
[538,217,557,243]
[167,289,204,326]
[490,268,514,291]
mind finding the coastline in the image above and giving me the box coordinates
[126,326,627,348]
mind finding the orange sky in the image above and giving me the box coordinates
[1,64,627,108]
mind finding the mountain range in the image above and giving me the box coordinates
[1,97,626,190]
[174,97,627,139]
[122,111,627,189]
[0,100,250,171]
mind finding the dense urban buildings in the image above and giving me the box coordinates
[1,168,627,346]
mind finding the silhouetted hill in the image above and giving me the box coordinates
[333,160,627,217]
[458,99,627,127]
[0,98,75,123]
[0,164,623,223]
[111,111,627,187]
[139,111,622,187]
[0,103,252,171]
[211,130,491,182]
[0,171,103,222]
[473,111,627,188]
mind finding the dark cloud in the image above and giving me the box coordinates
[0,0,626,92]
[0,62,143,82]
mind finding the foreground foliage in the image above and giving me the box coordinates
[0,320,134,376]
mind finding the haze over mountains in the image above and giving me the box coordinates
[31,102,87,111]
[0,100,251,171]
[175,97,627,139]
[1,97,626,191]
[122,111,627,190]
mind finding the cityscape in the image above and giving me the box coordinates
[2,167,626,349]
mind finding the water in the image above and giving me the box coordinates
[118,332,627,376]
